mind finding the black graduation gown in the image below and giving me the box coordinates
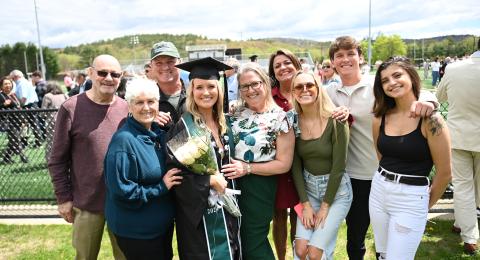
[166,116,241,260]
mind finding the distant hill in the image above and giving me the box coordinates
[61,34,335,66]
[403,34,475,44]
[57,33,477,69]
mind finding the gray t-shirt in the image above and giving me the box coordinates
[164,92,181,109]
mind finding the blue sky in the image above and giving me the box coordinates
[1,0,479,48]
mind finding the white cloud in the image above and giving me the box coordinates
[1,0,479,48]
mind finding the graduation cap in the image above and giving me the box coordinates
[249,55,258,62]
[175,57,233,113]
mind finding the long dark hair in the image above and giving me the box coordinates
[267,49,302,87]
[372,56,421,117]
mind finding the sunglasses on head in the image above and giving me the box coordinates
[93,68,122,79]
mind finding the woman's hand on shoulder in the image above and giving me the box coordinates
[163,168,182,190]
[409,101,435,118]
[331,106,350,122]
[155,111,172,127]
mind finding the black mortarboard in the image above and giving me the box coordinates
[249,55,258,62]
[175,57,233,81]
[175,57,233,113]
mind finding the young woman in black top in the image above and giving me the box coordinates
[370,57,451,259]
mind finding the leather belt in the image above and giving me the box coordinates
[378,167,429,186]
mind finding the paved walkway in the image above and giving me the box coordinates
[0,199,455,225]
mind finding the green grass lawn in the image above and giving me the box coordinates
[0,136,54,203]
[1,219,477,259]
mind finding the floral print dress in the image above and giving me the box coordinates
[229,105,294,259]
[230,106,294,163]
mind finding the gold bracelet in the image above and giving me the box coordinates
[246,162,252,175]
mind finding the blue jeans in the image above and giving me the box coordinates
[432,71,439,86]
[295,171,353,260]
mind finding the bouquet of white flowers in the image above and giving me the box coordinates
[167,127,241,217]
[170,134,219,175]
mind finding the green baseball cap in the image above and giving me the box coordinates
[150,41,180,60]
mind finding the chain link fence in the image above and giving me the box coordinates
[0,108,58,218]
[0,102,450,218]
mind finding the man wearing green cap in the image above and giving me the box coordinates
[150,41,187,130]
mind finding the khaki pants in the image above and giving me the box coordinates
[452,149,480,244]
[72,207,126,260]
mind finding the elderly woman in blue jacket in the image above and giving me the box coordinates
[104,78,183,260]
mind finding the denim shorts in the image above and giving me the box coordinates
[295,170,353,259]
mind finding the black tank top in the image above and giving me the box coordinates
[377,115,433,177]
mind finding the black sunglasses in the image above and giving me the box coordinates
[322,65,331,69]
[93,68,122,79]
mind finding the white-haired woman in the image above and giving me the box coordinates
[104,78,182,260]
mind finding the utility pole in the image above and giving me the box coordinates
[33,0,46,79]
[36,51,39,71]
[367,0,372,68]
[23,51,29,74]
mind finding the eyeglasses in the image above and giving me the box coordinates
[93,68,122,79]
[293,82,317,93]
[239,81,263,92]
[322,65,331,69]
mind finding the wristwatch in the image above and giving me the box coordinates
[246,162,252,175]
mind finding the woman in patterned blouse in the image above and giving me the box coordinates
[222,63,295,260]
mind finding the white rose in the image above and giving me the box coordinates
[191,149,202,159]
[176,146,192,165]
[183,154,195,165]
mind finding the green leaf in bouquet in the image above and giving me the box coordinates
[191,163,207,174]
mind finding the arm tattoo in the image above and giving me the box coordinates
[427,115,443,136]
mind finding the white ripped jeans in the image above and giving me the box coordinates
[369,170,429,260]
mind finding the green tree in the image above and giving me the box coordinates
[42,47,59,79]
[57,53,82,72]
[372,34,407,62]
[78,45,101,67]
[0,43,59,79]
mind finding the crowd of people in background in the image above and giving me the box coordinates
[2,36,480,259]
[421,54,470,87]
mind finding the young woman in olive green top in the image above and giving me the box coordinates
[291,71,352,260]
